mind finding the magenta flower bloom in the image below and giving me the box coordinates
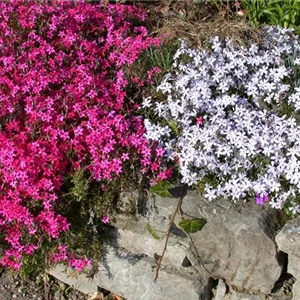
[0,0,165,270]
[196,116,204,126]
[256,193,269,205]
[101,216,110,224]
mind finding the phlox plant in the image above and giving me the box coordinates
[143,26,300,214]
[0,0,168,271]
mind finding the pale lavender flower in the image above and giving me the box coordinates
[143,26,300,213]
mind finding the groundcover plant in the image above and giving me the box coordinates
[0,0,169,271]
[143,26,300,213]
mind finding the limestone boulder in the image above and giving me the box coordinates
[48,246,210,300]
[113,194,190,268]
[150,190,284,294]
[214,279,266,300]
[276,216,300,299]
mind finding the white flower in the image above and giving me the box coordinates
[269,198,282,209]
[204,186,217,201]
[142,97,152,108]
[289,205,300,214]
[294,58,300,65]
[143,26,300,213]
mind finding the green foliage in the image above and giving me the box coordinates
[179,218,207,234]
[146,223,160,240]
[242,0,300,33]
[69,168,89,202]
[197,174,220,193]
[26,166,146,280]
[126,40,179,92]
[150,181,173,198]
[145,40,180,73]
[203,0,239,17]
[18,248,50,280]
[168,120,179,136]
[209,0,227,13]
[285,48,300,87]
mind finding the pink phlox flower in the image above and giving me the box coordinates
[68,257,91,272]
[101,215,110,224]
[196,116,204,126]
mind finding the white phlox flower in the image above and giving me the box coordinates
[143,26,300,213]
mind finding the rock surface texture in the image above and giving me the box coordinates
[177,192,283,294]
[276,216,300,300]
[49,190,290,300]
[49,246,208,300]
[214,279,266,300]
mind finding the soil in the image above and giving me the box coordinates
[0,270,87,300]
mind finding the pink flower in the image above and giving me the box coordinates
[68,257,91,272]
[121,153,129,161]
[0,0,168,270]
[156,147,165,157]
[101,216,110,224]
[256,193,269,205]
[196,116,204,126]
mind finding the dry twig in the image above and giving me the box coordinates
[154,186,185,282]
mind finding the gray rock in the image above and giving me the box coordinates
[215,280,227,300]
[48,246,210,300]
[114,214,189,268]
[227,292,265,300]
[214,280,266,300]
[149,191,283,294]
[54,290,61,300]
[275,216,300,299]
[49,190,284,299]
[224,290,265,300]
[0,289,10,300]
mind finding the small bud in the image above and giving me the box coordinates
[237,10,245,17]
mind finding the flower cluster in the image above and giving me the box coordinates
[143,26,300,213]
[0,0,163,269]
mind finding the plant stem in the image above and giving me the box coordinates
[154,185,185,282]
